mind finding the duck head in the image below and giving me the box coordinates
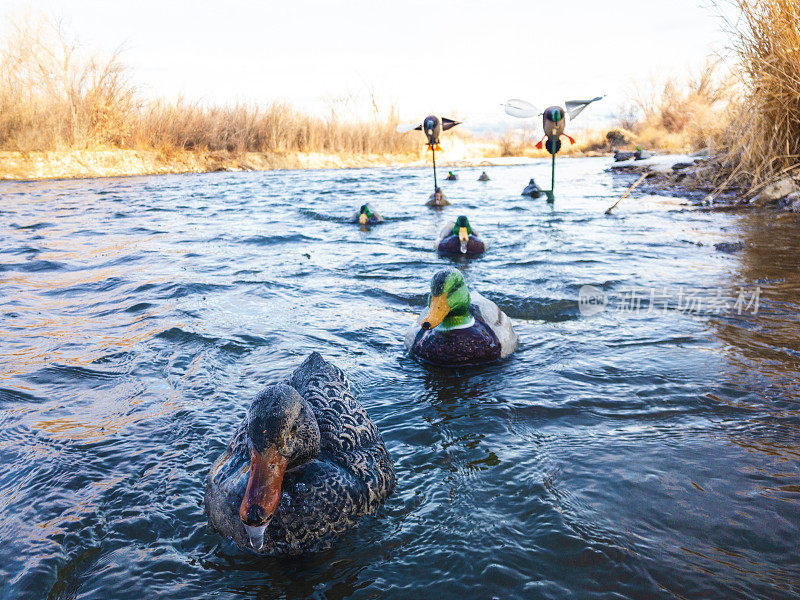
[358,204,375,225]
[421,268,473,331]
[239,384,320,549]
[422,115,441,146]
[542,106,565,134]
[452,215,473,253]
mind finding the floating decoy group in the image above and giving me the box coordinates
[205,97,604,556]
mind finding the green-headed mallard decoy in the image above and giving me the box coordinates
[503,96,603,201]
[405,268,517,367]
[436,215,486,256]
[445,171,457,181]
[398,115,461,197]
[478,171,490,181]
[352,203,384,225]
[205,352,395,555]
[504,97,603,153]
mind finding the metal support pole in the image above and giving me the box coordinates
[432,145,438,193]
[546,144,556,203]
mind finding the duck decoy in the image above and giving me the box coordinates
[634,146,654,160]
[613,150,636,162]
[503,96,603,202]
[405,268,517,367]
[205,352,395,555]
[352,203,384,225]
[436,215,486,256]
[426,186,450,208]
[445,171,457,181]
[478,171,490,181]
[521,178,543,198]
[398,115,461,198]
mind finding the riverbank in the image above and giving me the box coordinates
[610,152,800,212]
[0,149,420,181]
[0,143,610,182]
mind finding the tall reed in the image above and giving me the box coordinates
[621,59,733,152]
[711,0,800,190]
[0,16,417,156]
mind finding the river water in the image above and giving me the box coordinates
[1,158,798,599]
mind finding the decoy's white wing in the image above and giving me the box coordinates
[437,222,456,244]
[396,122,422,133]
[503,98,540,119]
[470,292,518,358]
[565,96,605,120]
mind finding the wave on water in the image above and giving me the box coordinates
[0,387,45,406]
[238,233,317,245]
[298,207,352,223]
[0,259,67,273]
[483,293,581,322]
[10,222,53,230]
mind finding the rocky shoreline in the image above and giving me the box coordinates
[609,152,800,213]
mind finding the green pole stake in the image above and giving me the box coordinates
[432,145,438,193]
[546,144,556,203]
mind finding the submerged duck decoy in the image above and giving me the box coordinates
[478,171,490,181]
[521,178,543,198]
[504,96,603,201]
[205,352,395,556]
[445,171,457,181]
[352,203,384,225]
[398,115,461,198]
[437,215,486,256]
[426,186,450,208]
[405,268,517,367]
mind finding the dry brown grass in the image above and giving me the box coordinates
[491,128,614,158]
[620,58,734,153]
[618,0,800,197]
[0,15,417,157]
[0,17,136,150]
[127,100,417,156]
[709,0,800,190]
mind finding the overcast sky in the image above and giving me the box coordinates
[1,0,736,129]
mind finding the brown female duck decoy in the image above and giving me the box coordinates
[205,352,395,555]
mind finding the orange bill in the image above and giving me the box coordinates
[422,293,450,330]
[458,227,469,244]
[239,446,288,526]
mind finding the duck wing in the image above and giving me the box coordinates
[441,117,461,131]
[286,352,395,494]
[565,96,604,120]
[272,454,387,554]
[503,99,540,119]
[470,292,518,358]
[287,353,376,453]
[397,122,423,133]
[437,221,456,245]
